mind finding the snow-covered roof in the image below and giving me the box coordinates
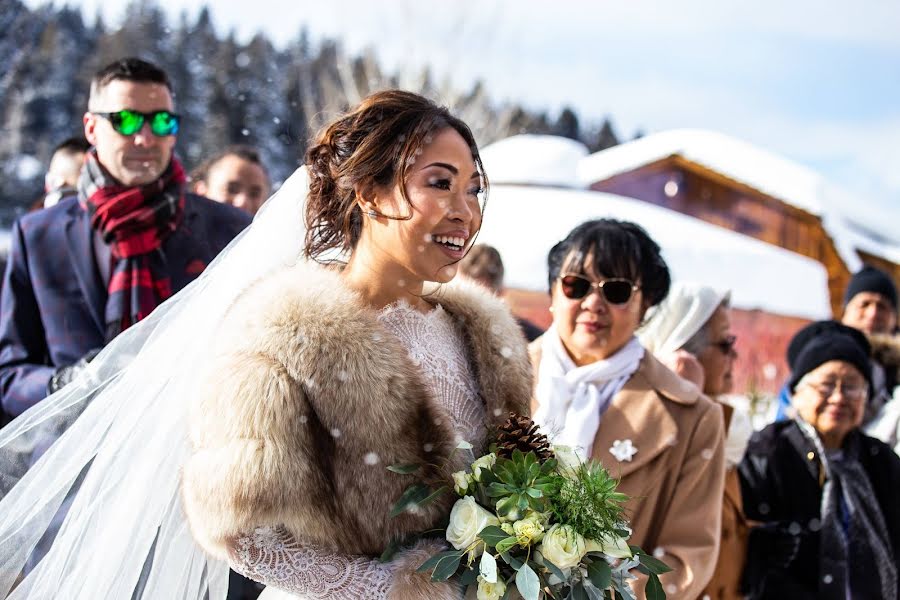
[575,128,900,271]
[480,134,589,188]
[478,185,832,320]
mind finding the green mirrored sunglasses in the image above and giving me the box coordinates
[92,109,180,137]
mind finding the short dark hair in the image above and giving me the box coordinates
[547,219,671,308]
[189,145,268,186]
[52,136,91,156]
[459,244,505,291]
[89,58,171,108]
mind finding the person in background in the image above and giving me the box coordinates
[531,219,725,598]
[190,145,270,216]
[739,320,900,599]
[457,243,543,341]
[775,266,900,453]
[0,57,250,419]
[42,137,91,209]
[639,282,751,600]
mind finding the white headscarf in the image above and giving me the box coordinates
[638,282,730,355]
[533,326,644,457]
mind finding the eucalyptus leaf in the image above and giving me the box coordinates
[542,558,567,583]
[495,536,518,555]
[500,551,523,570]
[424,549,466,581]
[378,538,400,562]
[386,463,420,474]
[644,573,665,600]
[389,483,431,518]
[515,562,541,600]
[587,560,612,590]
[460,565,479,585]
[418,485,449,508]
[457,440,473,450]
[480,551,498,583]
[636,552,672,575]
[478,525,510,547]
[416,549,465,574]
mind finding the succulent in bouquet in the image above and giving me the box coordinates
[387,414,671,600]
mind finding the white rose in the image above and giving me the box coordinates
[452,470,473,495]
[471,453,497,482]
[553,445,583,478]
[513,515,545,546]
[476,575,507,600]
[539,524,586,569]
[446,496,500,555]
[585,534,633,559]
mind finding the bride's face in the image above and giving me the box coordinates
[364,127,484,284]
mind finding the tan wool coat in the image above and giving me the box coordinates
[181,261,533,600]
[530,339,726,600]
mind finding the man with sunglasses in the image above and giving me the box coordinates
[0,57,251,421]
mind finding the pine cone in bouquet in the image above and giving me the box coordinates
[496,413,554,463]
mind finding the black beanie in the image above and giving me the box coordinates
[787,321,872,392]
[844,266,898,309]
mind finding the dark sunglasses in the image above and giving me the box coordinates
[712,335,737,355]
[558,274,640,305]
[92,109,180,137]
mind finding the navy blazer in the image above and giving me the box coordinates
[0,194,250,418]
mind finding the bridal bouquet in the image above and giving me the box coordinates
[388,414,670,600]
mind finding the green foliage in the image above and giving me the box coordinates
[549,462,627,542]
[480,449,563,519]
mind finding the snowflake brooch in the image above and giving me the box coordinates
[610,439,638,462]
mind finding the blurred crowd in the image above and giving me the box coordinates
[1,56,898,600]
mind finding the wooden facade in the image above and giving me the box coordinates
[586,156,874,317]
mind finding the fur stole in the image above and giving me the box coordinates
[182,260,532,562]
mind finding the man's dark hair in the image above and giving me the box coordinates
[89,58,171,108]
[52,136,91,156]
[189,145,268,186]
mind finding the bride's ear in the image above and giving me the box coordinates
[353,181,379,217]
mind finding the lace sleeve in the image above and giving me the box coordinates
[229,526,392,599]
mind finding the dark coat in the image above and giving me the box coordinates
[0,193,249,419]
[739,420,900,599]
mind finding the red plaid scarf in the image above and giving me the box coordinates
[79,150,186,341]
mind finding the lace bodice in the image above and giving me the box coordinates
[230,302,484,599]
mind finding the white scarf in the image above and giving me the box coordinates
[533,326,644,457]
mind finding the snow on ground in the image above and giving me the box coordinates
[479,185,832,320]
[480,134,589,188]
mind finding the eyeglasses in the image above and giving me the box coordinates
[558,274,640,305]
[801,380,868,401]
[711,335,737,355]
[92,110,180,137]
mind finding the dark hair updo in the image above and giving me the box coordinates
[303,90,486,261]
[547,219,671,308]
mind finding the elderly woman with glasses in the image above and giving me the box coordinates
[739,321,900,599]
[530,219,726,598]
[639,283,751,600]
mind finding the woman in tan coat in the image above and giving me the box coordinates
[531,220,726,599]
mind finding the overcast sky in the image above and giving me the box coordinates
[26,0,900,226]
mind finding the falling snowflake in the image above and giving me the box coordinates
[363,452,380,466]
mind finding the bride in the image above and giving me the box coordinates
[0,90,533,599]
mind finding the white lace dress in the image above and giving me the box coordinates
[230,302,486,599]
